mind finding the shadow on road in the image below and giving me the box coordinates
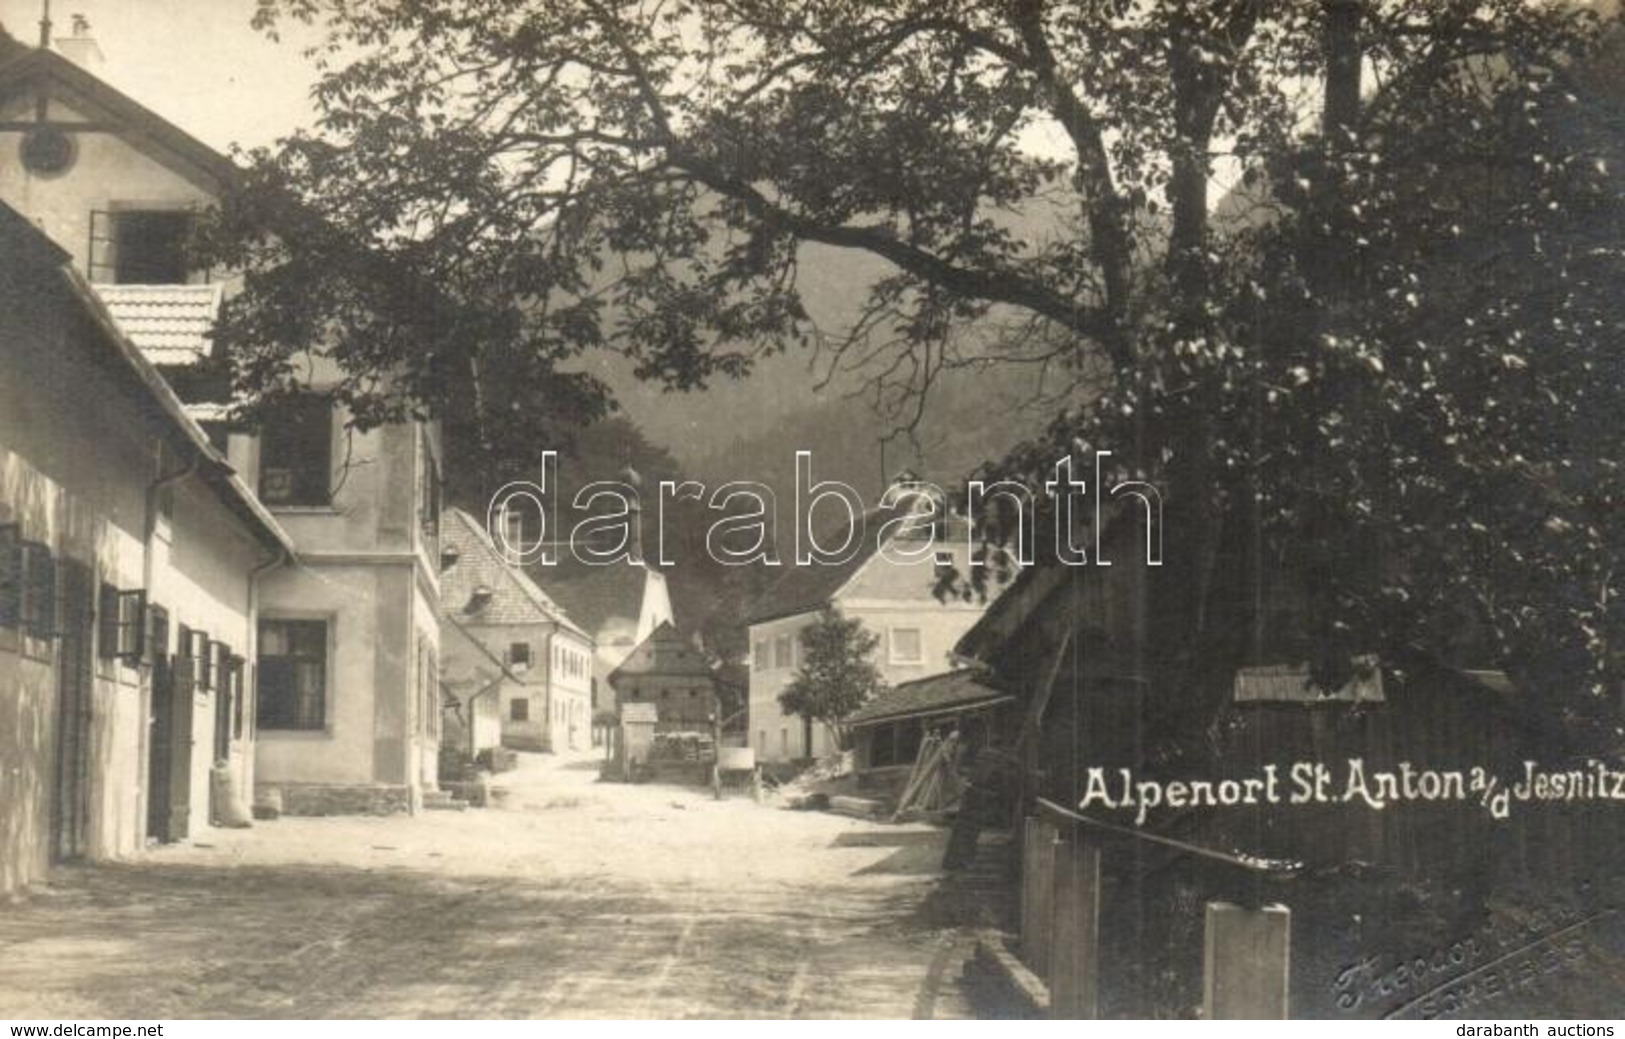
[832,830,942,849]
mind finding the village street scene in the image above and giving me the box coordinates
[5,0,1625,1023]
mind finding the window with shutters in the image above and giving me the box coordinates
[98,584,146,662]
[18,541,55,639]
[509,642,531,667]
[185,629,212,690]
[258,619,328,730]
[146,603,169,663]
[176,623,193,684]
[210,640,231,694]
[258,395,333,507]
[0,525,19,630]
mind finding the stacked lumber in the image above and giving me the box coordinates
[891,732,966,820]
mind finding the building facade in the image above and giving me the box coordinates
[539,555,674,720]
[746,483,1005,763]
[607,621,718,728]
[440,508,594,754]
[0,201,292,896]
[0,21,443,817]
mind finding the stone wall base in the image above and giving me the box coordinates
[256,783,414,817]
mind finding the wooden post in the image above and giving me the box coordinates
[1049,832,1102,1019]
[1203,902,1291,1019]
[1020,816,1058,978]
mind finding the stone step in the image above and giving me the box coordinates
[421,790,468,811]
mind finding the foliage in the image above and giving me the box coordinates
[778,607,888,749]
[217,1,1625,728]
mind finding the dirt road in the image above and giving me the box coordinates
[0,753,978,1019]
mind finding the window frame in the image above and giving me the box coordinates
[888,626,924,666]
[106,208,196,285]
[256,616,332,732]
[258,395,334,508]
[15,540,56,640]
[0,524,20,630]
[187,628,212,690]
[98,583,147,663]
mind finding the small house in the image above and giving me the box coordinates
[608,620,718,729]
[439,508,594,754]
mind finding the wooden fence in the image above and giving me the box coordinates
[1018,802,1293,1019]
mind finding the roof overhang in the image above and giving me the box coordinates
[849,693,1015,729]
[62,264,295,558]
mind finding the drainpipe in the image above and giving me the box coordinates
[243,542,290,792]
[142,441,199,637]
[139,440,196,839]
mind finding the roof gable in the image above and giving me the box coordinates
[608,620,715,683]
[0,43,233,193]
[744,502,971,625]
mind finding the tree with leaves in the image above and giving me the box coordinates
[778,607,888,755]
[209,2,1625,739]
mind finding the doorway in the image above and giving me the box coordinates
[51,559,94,861]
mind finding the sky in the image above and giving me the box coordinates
[0,0,323,151]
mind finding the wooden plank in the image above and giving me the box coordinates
[1203,902,1291,1019]
[1015,630,1074,817]
[1048,834,1101,1019]
[1020,816,1058,978]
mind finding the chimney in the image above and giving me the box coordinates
[54,14,104,69]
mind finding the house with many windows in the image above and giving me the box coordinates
[745,478,1007,763]
[0,19,443,816]
[0,199,293,896]
[439,508,594,754]
[607,620,718,729]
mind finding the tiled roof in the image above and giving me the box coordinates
[95,284,223,366]
[608,620,715,682]
[440,508,590,638]
[0,201,293,558]
[847,669,1011,727]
